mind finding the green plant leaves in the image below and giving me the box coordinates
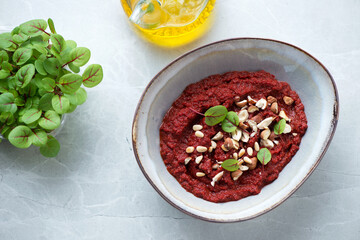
[13,47,33,65]
[0,92,17,114]
[69,47,91,67]
[0,18,103,157]
[221,111,239,133]
[82,64,103,88]
[40,135,60,157]
[47,18,56,34]
[31,129,48,147]
[43,58,60,76]
[15,64,35,88]
[38,110,60,130]
[221,159,240,172]
[58,73,82,94]
[22,108,42,124]
[39,93,54,111]
[8,125,33,148]
[65,87,87,106]
[274,118,286,135]
[257,148,272,165]
[52,95,70,114]
[204,105,227,126]
[50,34,66,53]
[19,19,48,37]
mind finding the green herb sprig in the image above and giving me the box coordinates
[203,105,240,133]
[0,19,103,157]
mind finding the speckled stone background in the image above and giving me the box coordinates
[0,0,359,239]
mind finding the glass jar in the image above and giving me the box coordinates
[120,0,216,47]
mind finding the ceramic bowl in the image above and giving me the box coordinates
[132,38,339,222]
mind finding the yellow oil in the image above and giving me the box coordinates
[121,0,216,47]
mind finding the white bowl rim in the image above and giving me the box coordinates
[132,38,339,223]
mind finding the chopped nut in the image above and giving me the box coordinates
[241,131,249,143]
[195,155,203,164]
[267,96,277,104]
[211,171,224,187]
[221,144,229,152]
[235,100,247,108]
[247,147,253,156]
[257,117,275,129]
[250,132,256,138]
[283,124,292,134]
[248,105,259,113]
[238,159,244,165]
[231,170,243,181]
[196,146,207,152]
[254,142,260,152]
[238,122,249,130]
[196,172,205,177]
[292,133,298,136]
[208,147,213,153]
[270,102,279,114]
[186,146,195,153]
[260,139,275,149]
[238,148,245,157]
[246,157,258,170]
[247,120,258,132]
[233,152,238,160]
[184,157,192,165]
[239,165,249,171]
[192,125,203,131]
[251,115,262,123]
[212,163,220,169]
[232,139,240,150]
[223,138,234,151]
[238,109,249,122]
[260,129,271,140]
[255,98,267,110]
[247,96,257,104]
[273,140,279,145]
[279,110,290,122]
[234,96,241,102]
[283,96,294,105]
[195,131,204,138]
[212,131,223,141]
[211,140,217,149]
[231,128,242,141]
[269,131,278,141]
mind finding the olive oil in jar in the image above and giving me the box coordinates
[121,0,215,47]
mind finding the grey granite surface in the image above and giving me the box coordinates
[0,0,359,239]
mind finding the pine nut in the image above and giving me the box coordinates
[239,165,249,171]
[244,156,252,164]
[238,148,245,157]
[211,140,217,149]
[184,157,191,165]
[192,125,203,131]
[247,147,253,156]
[196,172,205,177]
[195,131,204,138]
[196,146,207,152]
[254,142,260,151]
[186,146,194,153]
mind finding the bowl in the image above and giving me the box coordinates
[132,38,339,222]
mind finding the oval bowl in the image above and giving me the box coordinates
[132,38,339,222]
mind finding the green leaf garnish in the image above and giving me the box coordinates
[82,64,103,88]
[58,73,82,94]
[22,109,42,124]
[257,148,272,165]
[31,129,48,147]
[204,105,228,126]
[221,111,239,133]
[40,135,60,157]
[52,95,70,114]
[0,92,17,114]
[19,19,48,37]
[8,125,33,149]
[13,47,33,65]
[47,18,56,34]
[274,118,286,135]
[38,110,60,130]
[50,34,66,53]
[221,159,240,172]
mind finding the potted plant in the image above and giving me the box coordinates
[0,19,103,157]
